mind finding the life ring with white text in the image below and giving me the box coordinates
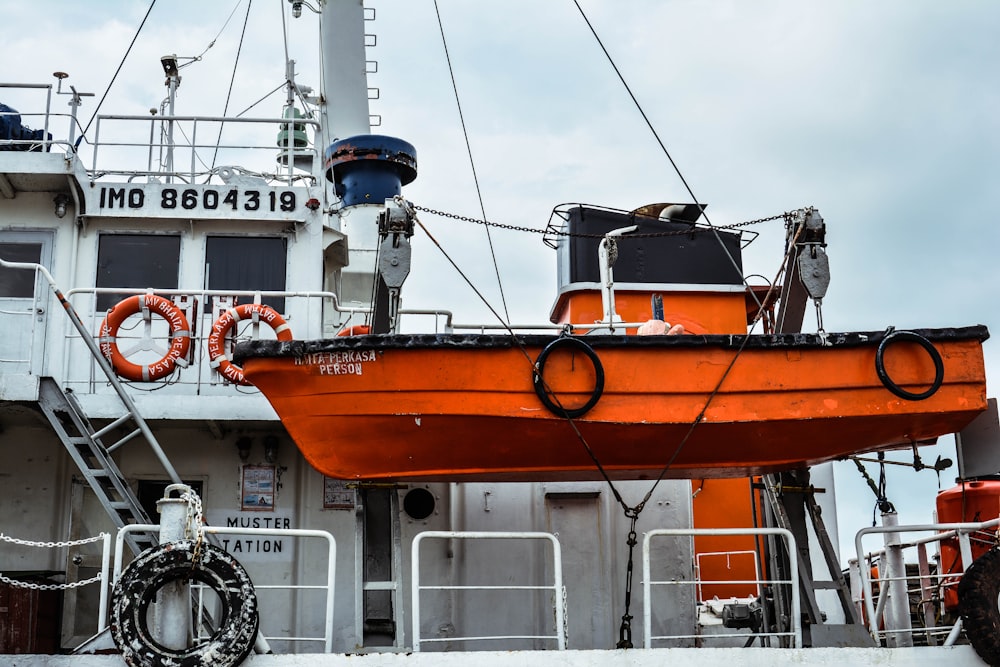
[98,295,191,382]
[208,304,293,386]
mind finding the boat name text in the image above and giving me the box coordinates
[296,350,377,376]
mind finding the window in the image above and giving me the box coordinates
[96,234,181,312]
[205,236,287,312]
[0,242,42,297]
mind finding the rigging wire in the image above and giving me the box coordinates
[193,0,245,62]
[210,0,253,170]
[432,0,511,324]
[570,0,763,312]
[236,83,287,118]
[82,0,157,137]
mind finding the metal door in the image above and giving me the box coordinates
[0,232,52,375]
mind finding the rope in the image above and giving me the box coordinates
[570,1,762,313]
[82,0,157,136]
[432,1,510,323]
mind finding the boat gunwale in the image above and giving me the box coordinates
[234,324,989,361]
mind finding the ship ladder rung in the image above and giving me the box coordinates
[106,428,144,453]
[91,414,134,441]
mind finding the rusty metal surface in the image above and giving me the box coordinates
[235,325,989,362]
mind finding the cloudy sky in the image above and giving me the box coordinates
[3,0,998,560]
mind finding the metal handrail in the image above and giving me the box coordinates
[853,517,1000,646]
[411,531,566,651]
[642,527,801,648]
[115,524,337,652]
[90,114,321,182]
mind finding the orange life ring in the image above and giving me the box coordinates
[208,304,293,386]
[336,325,371,336]
[98,295,192,382]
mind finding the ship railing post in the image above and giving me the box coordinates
[154,486,194,650]
[880,512,913,647]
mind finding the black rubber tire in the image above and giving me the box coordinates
[111,540,258,667]
[874,329,944,401]
[958,546,1000,665]
[533,336,605,419]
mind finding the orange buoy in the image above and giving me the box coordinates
[98,295,191,382]
[208,304,292,386]
[336,325,371,336]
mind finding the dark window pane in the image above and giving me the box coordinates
[96,235,180,311]
[0,242,42,297]
[205,236,286,312]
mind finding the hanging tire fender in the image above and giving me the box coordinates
[110,540,258,667]
[958,546,1000,665]
[98,294,192,382]
[532,336,605,419]
[208,304,293,386]
[874,328,944,401]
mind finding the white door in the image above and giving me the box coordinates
[0,231,53,375]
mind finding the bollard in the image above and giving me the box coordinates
[155,484,194,650]
[881,512,913,647]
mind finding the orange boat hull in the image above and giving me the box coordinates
[237,327,988,481]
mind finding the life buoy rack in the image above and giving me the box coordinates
[958,546,1000,665]
[337,324,371,336]
[874,328,944,401]
[98,295,192,382]
[208,304,293,386]
[110,540,258,667]
[533,336,605,419]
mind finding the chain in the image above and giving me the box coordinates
[412,203,789,239]
[181,488,206,567]
[0,571,104,590]
[0,532,108,548]
[616,513,640,649]
[0,532,109,591]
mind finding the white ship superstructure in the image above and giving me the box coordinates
[0,2,996,666]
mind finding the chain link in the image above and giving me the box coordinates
[0,532,109,591]
[0,571,103,591]
[181,487,206,567]
[412,203,790,239]
[0,532,108,549]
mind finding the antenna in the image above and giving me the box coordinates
[52,72,94,146]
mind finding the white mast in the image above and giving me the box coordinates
[317,0,371,146]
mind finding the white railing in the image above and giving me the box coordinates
[89,114,321,184]
[853,516,1000,647]
[411,531,566,651]
[60,287,363,393]
[643,527,801,648]
[115,524,337,652]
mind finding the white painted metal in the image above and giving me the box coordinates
[854,517,1000,645]
[642,527,801,649]
[597,226,637,332]
[114,523,338,652]
[880,513,913,648]
[411,532,566,652]
[7,646,990,667]
[155,493,192,650]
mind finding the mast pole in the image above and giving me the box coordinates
[318,0,371,145]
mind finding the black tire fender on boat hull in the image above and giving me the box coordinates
[875,329,944,401]
[110,540,258,667]
[533,336,605,419]
[958,546,1000,665]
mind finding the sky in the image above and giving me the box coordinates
[2,0,998,562]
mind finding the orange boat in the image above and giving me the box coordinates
[237,326,988,481]
[233,200,989,481]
